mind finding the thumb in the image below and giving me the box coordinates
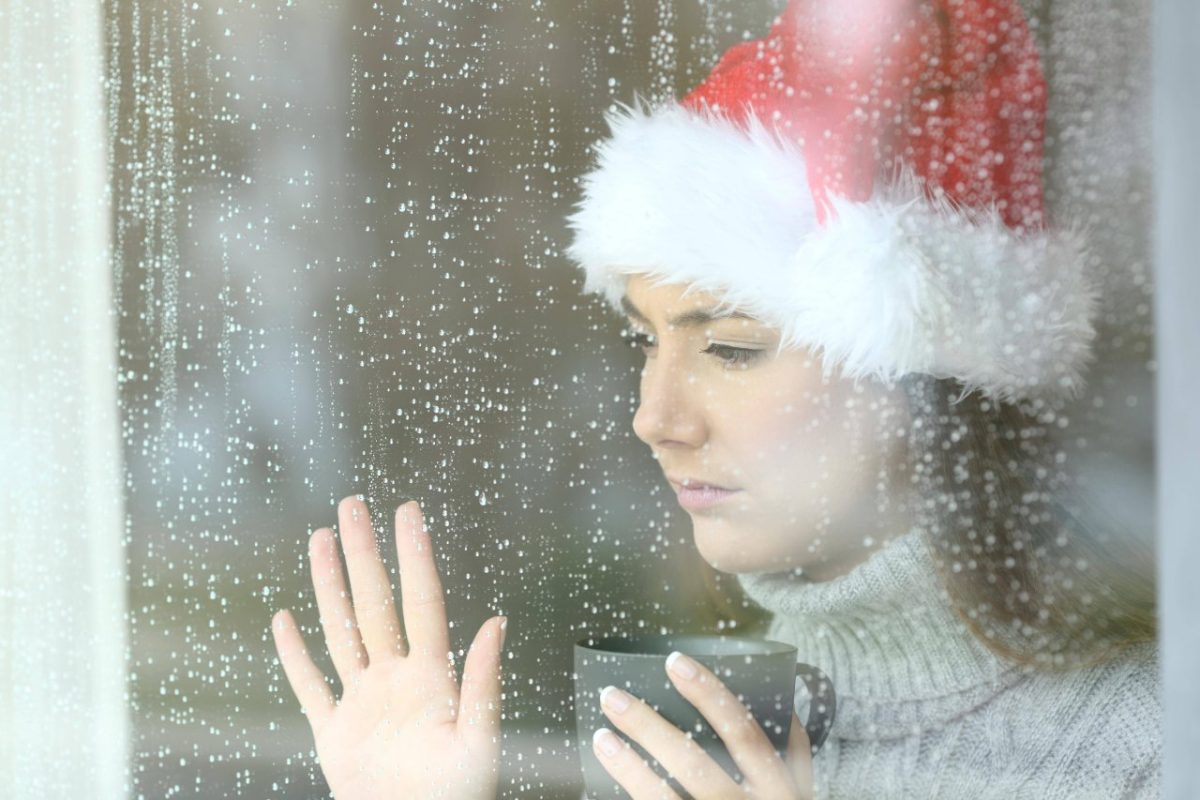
[457,615,506,742]
[785,709,814,799]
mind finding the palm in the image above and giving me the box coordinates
[271,497,506,800]
[314,659,488,798]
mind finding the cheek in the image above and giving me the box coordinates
[728,386,872,500]
[724,386,829,484]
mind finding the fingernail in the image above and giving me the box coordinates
[498,616,508,648]
[666,651,698,680]
[600,685,631,713]
[593,727,621,757]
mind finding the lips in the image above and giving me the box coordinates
[666,475,739,492]
[667,476,743,511]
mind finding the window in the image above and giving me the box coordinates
[5,0,1191,797]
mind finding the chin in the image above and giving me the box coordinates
[690,512,822,575]
[690,516,770,574]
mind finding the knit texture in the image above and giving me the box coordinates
[735,528,1162,799]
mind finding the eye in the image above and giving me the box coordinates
[621,328,657,355]
[620,327,764,368]
[702,342,763,368]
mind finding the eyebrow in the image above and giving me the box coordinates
[620,294,759,329]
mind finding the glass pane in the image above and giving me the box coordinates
[105,0,1159,797]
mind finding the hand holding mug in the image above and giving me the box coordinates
[575,635,835,799]
[594,651,815,799]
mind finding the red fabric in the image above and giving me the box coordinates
[681,0,1046,232]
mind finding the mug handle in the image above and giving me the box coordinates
[794,663,836,755]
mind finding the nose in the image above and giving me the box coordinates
[631,351,708,449]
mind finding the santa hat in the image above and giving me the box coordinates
[564,0,1097,403]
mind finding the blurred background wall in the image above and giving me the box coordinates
[98,0,1154,797]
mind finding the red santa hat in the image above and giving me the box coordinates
[564,0,1097,403]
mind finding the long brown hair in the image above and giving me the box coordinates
[695,374,1157,670]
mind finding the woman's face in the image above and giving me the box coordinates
[622,274,912,579]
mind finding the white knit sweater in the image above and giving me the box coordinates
[734,528,1162,799]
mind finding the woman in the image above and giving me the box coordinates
[271,0,1160,796]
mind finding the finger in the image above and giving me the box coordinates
[308,527,369,682]
[456,615,506,741]
[786,709,814,800]
[271,608,336,732]
[395,500,451,660]
[664,651,794,791]
[599,685,741,797]
[591,728,684,800]
[337,495,405,660]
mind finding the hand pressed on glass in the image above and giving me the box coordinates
[271,495,507,800]
[594,652,813,800]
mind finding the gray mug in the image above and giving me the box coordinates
[573,634,836,800]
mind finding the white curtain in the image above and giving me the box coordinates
[0,2,128,798]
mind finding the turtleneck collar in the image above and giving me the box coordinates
[736,528,1031,740]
